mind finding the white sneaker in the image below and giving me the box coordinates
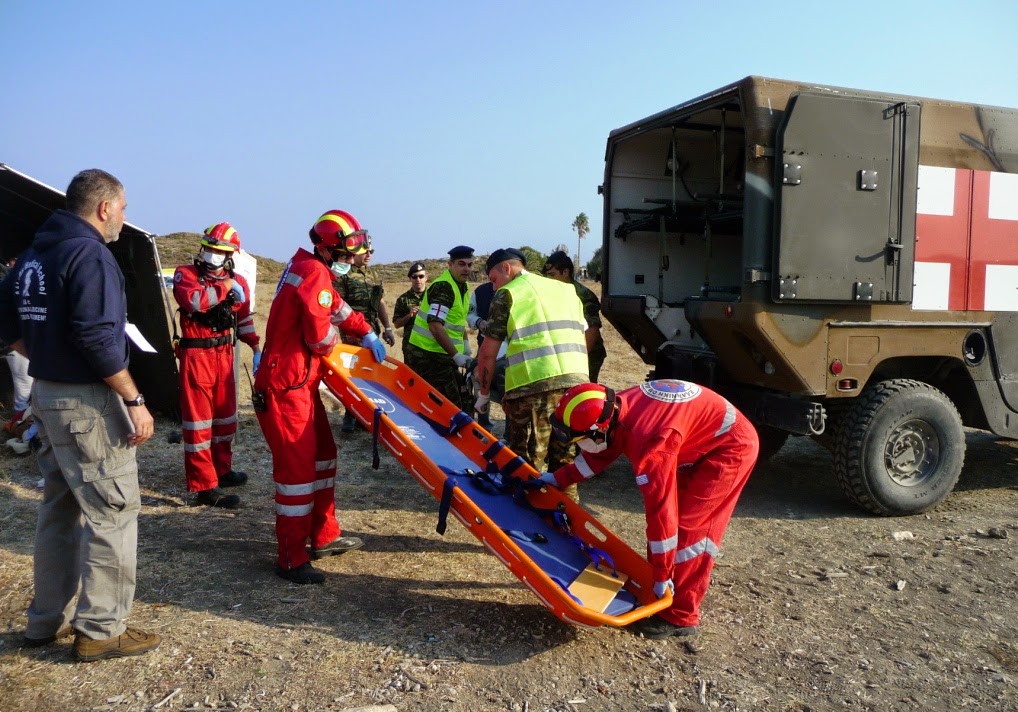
[8,439,29,455]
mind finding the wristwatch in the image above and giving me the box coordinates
[124,394,146,407]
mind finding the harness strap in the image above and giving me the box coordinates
[178,335,233,349]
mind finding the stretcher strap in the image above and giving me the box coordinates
[569,534,619,578]
[436,478,455,535]
[550,576,583,606]
[480,440,528,480]
[422,410,474,437]
[371,407,382,469]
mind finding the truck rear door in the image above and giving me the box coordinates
[774,94,920,303]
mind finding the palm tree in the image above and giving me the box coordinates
[571,212,589,276]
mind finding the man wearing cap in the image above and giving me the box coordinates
[405,246,474,409]
[392,262,428,356]
[334,243,395,432]
[475,248,588,500]
[542,250,607,382]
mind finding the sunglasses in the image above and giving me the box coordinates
[410,273,426,279]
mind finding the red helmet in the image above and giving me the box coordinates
[310,209,369,255]
[552,383,617,443]
[201,222,240,252]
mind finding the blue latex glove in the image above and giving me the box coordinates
[537,471,558,487]
[252,352,262,375]
[230,281,245,302]
[362,331,386,362]
[653,579,675,599]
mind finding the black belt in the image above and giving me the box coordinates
[178,335,233,349]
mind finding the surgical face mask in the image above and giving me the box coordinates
[576,437,608,454]
[330,261,351,277]
[202,250,227,268]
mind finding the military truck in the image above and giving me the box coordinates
[599,76,1018,516]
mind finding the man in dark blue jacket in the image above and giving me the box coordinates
[0,169,160,662]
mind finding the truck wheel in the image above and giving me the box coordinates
[834,379,964,516]
[753,423,790,462]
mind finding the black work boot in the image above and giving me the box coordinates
[309,536,364,560]
[276,562,325,585]
[629,615,699,640]
[219,470,248,487]
[195,487,240,509]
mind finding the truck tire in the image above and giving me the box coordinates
[753,423,790,462]
[834,379,964,516]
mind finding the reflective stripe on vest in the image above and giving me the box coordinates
[408,269,468,354]
[503,273,588,392]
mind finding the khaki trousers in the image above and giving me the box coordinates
[25,380,140,641]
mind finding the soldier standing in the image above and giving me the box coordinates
[334,243,395,432]
[542,250,607,382]
[475,248,588,500]
[392,262,427,356]
[404,246,473,410]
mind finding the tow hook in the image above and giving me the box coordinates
[808,403,826,435]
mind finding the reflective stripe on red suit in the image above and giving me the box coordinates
[254,248,370,569]
[551,379,759,627]
[173,264,259,492]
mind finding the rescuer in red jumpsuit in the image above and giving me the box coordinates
[173,222,260,508]
[254,209,387,585]
[543,380,759,638]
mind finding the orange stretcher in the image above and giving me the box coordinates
[321,345,671,628]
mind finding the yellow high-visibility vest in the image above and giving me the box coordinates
[503,273,588,391]
[408,269,467,354]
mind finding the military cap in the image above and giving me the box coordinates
[407,262,426,278]
[486,247,526,273]
[542,250,574,274]
[448,245,475,260]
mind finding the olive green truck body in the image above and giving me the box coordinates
[600,76,1018,514]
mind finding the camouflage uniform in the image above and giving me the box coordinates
[574,280,607,383]
[486,287,586,499]
[334,265,384,342]
[392,287,424,353]
[404,280,469,410]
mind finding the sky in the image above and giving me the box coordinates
[3,1,1017,266]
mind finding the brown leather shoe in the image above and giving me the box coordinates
[22,625,73,647]
[74,627,161,662]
